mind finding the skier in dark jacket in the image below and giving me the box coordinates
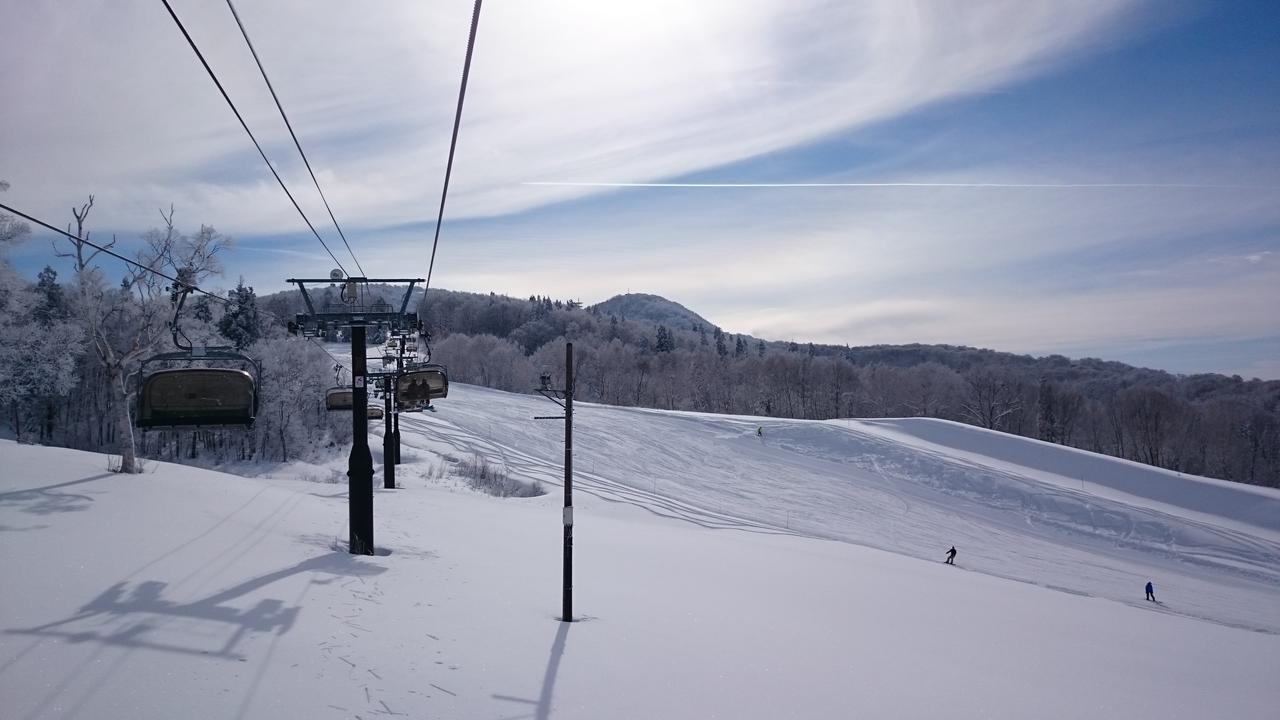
[945,546,957,565]
[1145,581,1156,602]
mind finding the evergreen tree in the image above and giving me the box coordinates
[191,296,214,324]
[714,327,728,358]
[655,325,674,353]
[32,265,68,325]
[218,279,261,348]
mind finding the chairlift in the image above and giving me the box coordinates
[325,387,354,412]
[135,280,260,429]
[367,405,384,420]
[397,364,448,412]
[138,367,257,428]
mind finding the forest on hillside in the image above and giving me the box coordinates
[412,288,1280,488]
[2,191,1276,486]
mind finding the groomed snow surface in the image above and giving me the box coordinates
[2,381,1278,719]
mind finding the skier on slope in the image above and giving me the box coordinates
[757,426,763,438]
[945,546,957,565]
[1145,581,1156,602]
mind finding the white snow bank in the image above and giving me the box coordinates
[2,439,1277,720]
[854,417,1280,534]
[391,384,1280,634]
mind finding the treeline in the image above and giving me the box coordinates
[416,288,1280,487]
[0,194,349,471]
[4,189,1276,485]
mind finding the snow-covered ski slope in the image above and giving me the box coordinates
[402,383,1280,634]
[2,378,1279,719]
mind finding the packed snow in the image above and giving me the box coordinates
[2,379,1278,719]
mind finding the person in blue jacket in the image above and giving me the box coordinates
[1145,581,1156,602]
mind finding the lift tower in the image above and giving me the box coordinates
[288,272,422,555]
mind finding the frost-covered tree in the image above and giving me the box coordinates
[0,181,29,246]
[961,369,1024,430]
[0,198,84,441]
[218,279,261,349]
[56,202,229,472]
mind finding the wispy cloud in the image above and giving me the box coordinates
[4,1,1276,377]
[2,0,1143,240]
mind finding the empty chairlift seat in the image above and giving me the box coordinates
[326,387,354,412]
[137,368,257,428]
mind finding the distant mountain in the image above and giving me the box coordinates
[590,293,717,331]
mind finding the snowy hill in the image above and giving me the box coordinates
[589,292,716,330]
[2,382,1278,719]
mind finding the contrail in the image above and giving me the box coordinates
[524,181,1270,190]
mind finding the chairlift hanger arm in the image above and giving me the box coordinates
[399,280,419,316]
[170,284,194,351]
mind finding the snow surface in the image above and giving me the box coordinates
[2,379,1278,719]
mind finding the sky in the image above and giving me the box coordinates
[1,0,1277,379]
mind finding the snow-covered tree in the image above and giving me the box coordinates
[218,279,261,349]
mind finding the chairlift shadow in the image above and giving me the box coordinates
[5,551,386,661]
[0,472,114,516]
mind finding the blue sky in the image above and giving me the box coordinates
[1,0,1277,378]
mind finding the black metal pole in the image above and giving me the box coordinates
[563,342,573,622]
[348,324,374,555]
[393,336,403,464]
[383,375,395,489]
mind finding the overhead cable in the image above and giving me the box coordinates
[158,0,349,275]
[223,0,366,277]
[3,201,351,372]
[0,201,228,303]
[425,0,484,292]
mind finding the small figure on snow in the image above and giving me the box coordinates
[1145,581,1156,602]
[757,426,764,438]
[945,546,957,565]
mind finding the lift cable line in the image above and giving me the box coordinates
[222,0,365,277]
[0,202,230,304]
[158,0,348,276]
[3,202,357,380]
[424,0,484,293]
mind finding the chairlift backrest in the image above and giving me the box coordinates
[137,368,256,428]
[325,387,354,412]
[399,366,448,403]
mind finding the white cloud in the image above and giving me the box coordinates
[2,0,1143,244]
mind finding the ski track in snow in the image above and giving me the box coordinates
[4,369,1280,719]
[384,381,1280,634]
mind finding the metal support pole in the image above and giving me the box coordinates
[383,376,395,489]
[348,324,374,555]
[563,342,574,622]
[393,336,403,465]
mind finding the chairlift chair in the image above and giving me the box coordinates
[135,280,262,430]
[325,387,354,412]
[367,405,384,420]
[396,364,448,412]
[137,367,257,428]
